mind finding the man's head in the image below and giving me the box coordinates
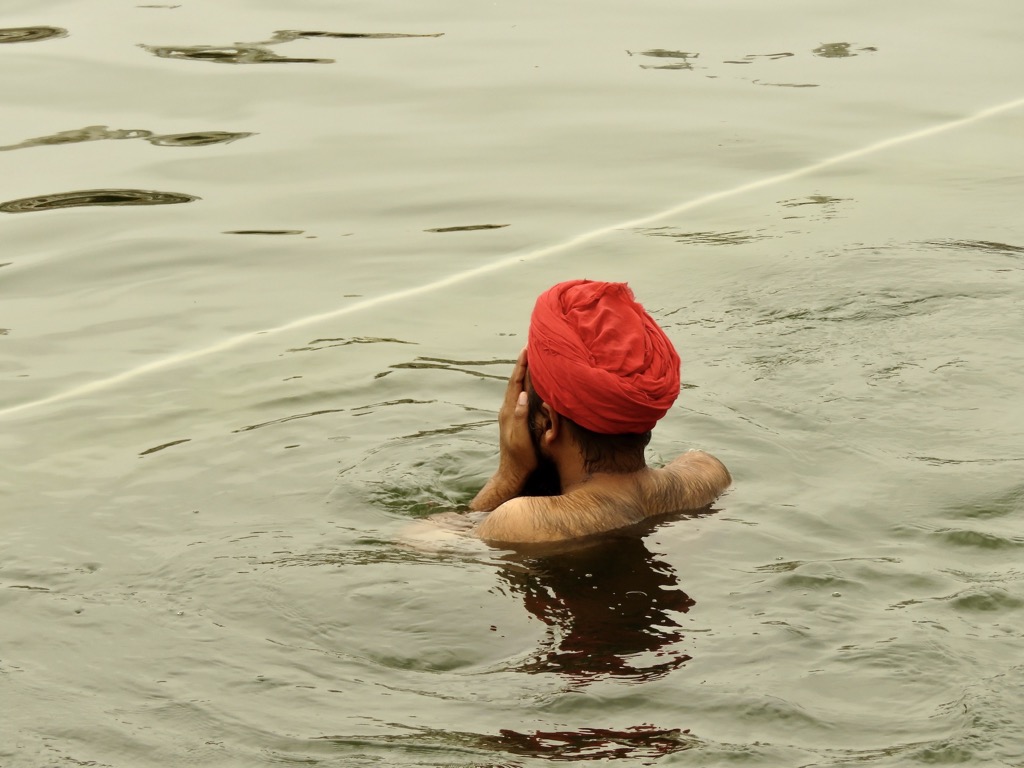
[524,280,680,476]
[526,373,650,476]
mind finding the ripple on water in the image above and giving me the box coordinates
[140,43,333,64]
[933,528,1024,550]
[310,723,695,763]
[628,49,700,71]
[925,238,1024,256]
[916,669,1024,764]
[942,485,1024,520]
[0,27,68,43]
[0,126,253,152]
[946,586,1024,613]
[774,561,860,592]
[812,42,877,58]
[223,229,304,236]
[146,131,254,147]
[0,189,198,213]
[638,227,774,246]
[425,224,509,233]
[140,29,443,65]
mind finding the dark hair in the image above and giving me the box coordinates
[527,381,651,475]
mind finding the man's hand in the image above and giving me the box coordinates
[469,348,537,512]
[496,347,537,481]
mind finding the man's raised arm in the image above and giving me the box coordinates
[469,348,537,512]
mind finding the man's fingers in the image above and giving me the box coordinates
[515,391,528,415]
[513,347,527,383]
[504,347,528,404]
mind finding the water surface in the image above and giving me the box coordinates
[2,1,1023,766]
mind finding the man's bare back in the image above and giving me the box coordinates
[474,450,730,545]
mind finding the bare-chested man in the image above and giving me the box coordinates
[471,280,731,545]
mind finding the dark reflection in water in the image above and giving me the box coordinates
[0,125,252,152]
[314,722,694,762]
[141,43,332,65]
[0,27,68,44]
[389,357,508,381]
[141,28,443,65]
[224,229,304,236]
[925,239,1024,257]
[316,722,694,762]
[780,194,849,221]
[628,49,699,70]
[289,336,417,353]
[147,131,253,147]
[812,42,877,58]
[425,223,509,233]
[0,189,198,213]
[753,80,819,88]
[496,525,699,684]
[724,52,796,67]
[139,438,191,457]
[234,408,347,433]
[640,226,772,246]
[486,724,694,761]
[272,30,444,41]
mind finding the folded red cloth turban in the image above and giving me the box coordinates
[527,280,681,434]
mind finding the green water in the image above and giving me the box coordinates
[2,1,1023,765]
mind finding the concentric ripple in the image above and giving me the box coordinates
[0,27,68,44]
[0,189,198,213]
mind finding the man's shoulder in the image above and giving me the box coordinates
[474,485,647,545]
[646,450,731,512]
[474,451,731,546]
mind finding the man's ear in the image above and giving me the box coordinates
[540,402,560,445]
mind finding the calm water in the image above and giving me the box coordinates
[2,1,1023,765]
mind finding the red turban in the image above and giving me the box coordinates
[527,280,681,434]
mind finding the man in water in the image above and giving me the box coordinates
[471,280,731,544]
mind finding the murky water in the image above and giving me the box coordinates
[2,1,1023,766]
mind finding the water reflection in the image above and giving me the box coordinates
[639,226,772,246]
[271,30,443,42]
[496,528,697,684]
[812,42,877,58]
[630,44,874,81]
[0,189,198,213]
[139,438,191,456]
[0,27,68,44]
[141,28,443,65]
[485,724,694,761]
[147,131,253,147]
[925,239,1024,257]
[314,722,694,762]
[387,356,511,381]
[425,224,509,233]
[728,52,795,63]
[779,194,849,220]
[628,49,699,71]
[223,229,304,236]
[141,43,332,65]
[0,125,252,152]
[287,336,416,353]
[753,80,818,88]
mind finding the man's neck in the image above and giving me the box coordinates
[557,461,650,495]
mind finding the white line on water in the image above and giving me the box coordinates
[2,95,1022,421]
